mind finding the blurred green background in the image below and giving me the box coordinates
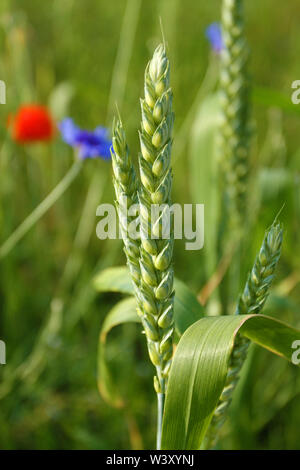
[0,0,299,449]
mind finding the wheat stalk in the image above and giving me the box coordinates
[111,45,174,449]
[138,44,174,395]
[137,47,174,450]
[204,222,283,449]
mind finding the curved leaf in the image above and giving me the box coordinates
[96,268,205,408]
[97,297,140,408]
[100,297,139,343]
[93,266,204,335]
[161,314,300,450]
[94,266,134,295]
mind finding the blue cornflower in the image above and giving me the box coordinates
[59,118,112,160]
[205,22,224,54]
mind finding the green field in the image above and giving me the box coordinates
[0,0,299,449]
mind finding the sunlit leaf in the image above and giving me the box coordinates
[161,314,300,450]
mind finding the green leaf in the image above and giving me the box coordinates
[189,93,220,278]
[94,266,134,295]
[93,266,204,335]
[173,277,204,335]
[95,268,205,407]
[161,314,300,450]
[97,297,140,408]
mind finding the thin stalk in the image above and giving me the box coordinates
[106,0,142,123]
[173,55,219,163]
[61,170,106,288]
[156,388,165,450]
[0,158,82,259]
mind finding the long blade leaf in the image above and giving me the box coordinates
[161,314,300,449]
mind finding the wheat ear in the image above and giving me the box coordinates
[137,44,174,400]
[235,223,283,315]
[204,222,283,448]
[220,0,251,230]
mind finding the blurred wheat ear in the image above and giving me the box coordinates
[219,0,252,233]
[218,0,253,315]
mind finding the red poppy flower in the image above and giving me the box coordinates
[10,105,55,143]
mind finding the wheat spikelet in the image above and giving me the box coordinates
[204,222,283,449]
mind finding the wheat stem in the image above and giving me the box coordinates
[137,45,174,448]
[156,391,165,450]
[112,45,174,449]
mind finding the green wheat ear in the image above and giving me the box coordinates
[111,45,174,394]
[204,222,283,449]
[111,118,141,290]
[236,222,283,315]
[138,44,174,396]
[220,0,252,231]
